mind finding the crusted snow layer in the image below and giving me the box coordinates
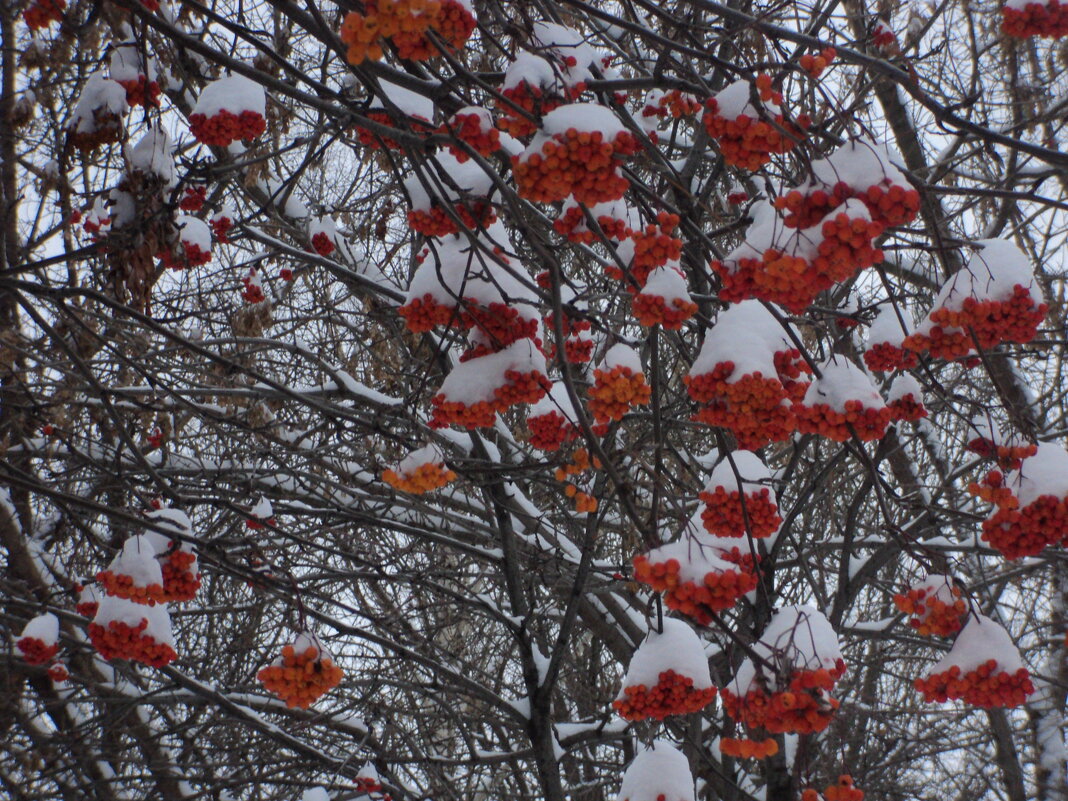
[617,740,696,801]
[619,618,713,693]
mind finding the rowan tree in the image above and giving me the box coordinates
[2,1,1067,801]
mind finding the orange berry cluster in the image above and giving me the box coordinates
[354,776,391,801]
[719,737,778,759]
[513,128,639,205]
[903,287,1047,361]
[799,47,837,78]
[382,461,457,494]
[464,303,541,353]
[88,618,177,667]
[565,484,599,513]
[610,213,682,287]
[390,0,475,60]
[967,469,1018,509]
[774,184,853,230]
[440,112,501,162]
[497,82,584,139]
[1002,0,1068,37]
[189,109,266,147]
[775,179,919,230]
[257,643,345,709]
[824,775,864,801]
[702,76,808,171]
[553,206,630,244]
[864,342,917,373]
[407,200,495,238]
[17,636,60,665]
[48,663,69,682]
[631,293,697,330]
[793,400,892,442]
[966,437,1036,471]
[160,550,200,602]
[588,365,651,422]
[544,311,593,363]
[96,569,166,606]
[915,661,1034,707]
[613,669,718,721]
[119,75,161,109]
[632,554,759,624]
[982,493,1068,559]
[23,0,64,30]
[430,369,550,429]
[721,663,846,734]
[887,392,927,422]
[686,364,805,450]
[398,293,459,332]
[698,487,781,539]
[340,0,472,63]
[355,110,431,151]
[642,89,702,119]
[528,409,580,451]
[893,586,967,637]
[554,448,601,512]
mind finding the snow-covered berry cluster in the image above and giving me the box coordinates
[1002,0,1068,38]
[257,633,345,709]
[702,77,808,171]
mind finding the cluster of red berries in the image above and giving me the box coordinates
[258,642,345,709]
[88,617,177,667]
[241,272,266,304]
[816,775,865,801]
[982,493,1067,559]
[160,548,201,602]
[179,186,207,212]
[721,662,846,734]
[382,461,457,493]
[310,230,335,256]
[70,109,123,153]
[1002,0,1068,37]
[613,669,717,720]
[553,205,630,244]
[23,0,64,30]
[497,82,584,139]
[16,635,60,665]
[699,486,781,539]
[902,286,1047,361]
[544,309,594,363]
[118,75,161,108]
[966,437,1036,471]
[439,111,501,162]
[719,737,779,759]
[552,448,601,512]
[864,341,917,373]
[430,369,551,429]
[74,583,100,618]
[588,365,652,423]
[211,214,233,243]
[793,399,893,442]
[161,240,211,270]
[702,76,809,170]
[189,109,266,147]
[887,391,927,422]
[915,660,1034,707]
[408,200,496,238]
[968,469,1017,508]
[776,179,920,231]
[340,0,474,63]
[96,569,166,606]
[642,89,702,119]
[893,584,967,637]
[355,110,432,151]
[608,213,682,287]
[631,290,697,330]
[632,554,759,624]
[514,128,639,205]
[799,47,837,78]
[527,408,580,451]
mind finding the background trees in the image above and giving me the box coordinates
[2,1,1067,800]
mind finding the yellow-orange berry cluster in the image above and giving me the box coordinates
[1002,0,1068,37]
[439,112,501,162]
[721,662,846,734]
[588,365,651,423]
[702,76,808,171]
[698,486,781,539]
[799,47,837,79]
[632,554,758,624]
[88,618,177,667]
[893,585,967,637]
[793,400,892,442]
[554,448,601,512]
[430,369,551,429]
[189,110,266,147]
[902,286,1047,361]
[967,469,1017,508]
[613,669,717,720]
[513,128,639,205]
[824,775,864,801]
[95,569,166,606]
[642,89,702,119]
[161,549,201,602]
[340,0,474,64]
[257,643,345,709]
[382,461,457,494]
[17,636,60,665]
[23,0,64,30]
[719,737,779,759]
[982,493,1068,559]
[631,292,697,329]
[915,660,1034,707]
[553,205,630,244]
[398,293,460,332]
